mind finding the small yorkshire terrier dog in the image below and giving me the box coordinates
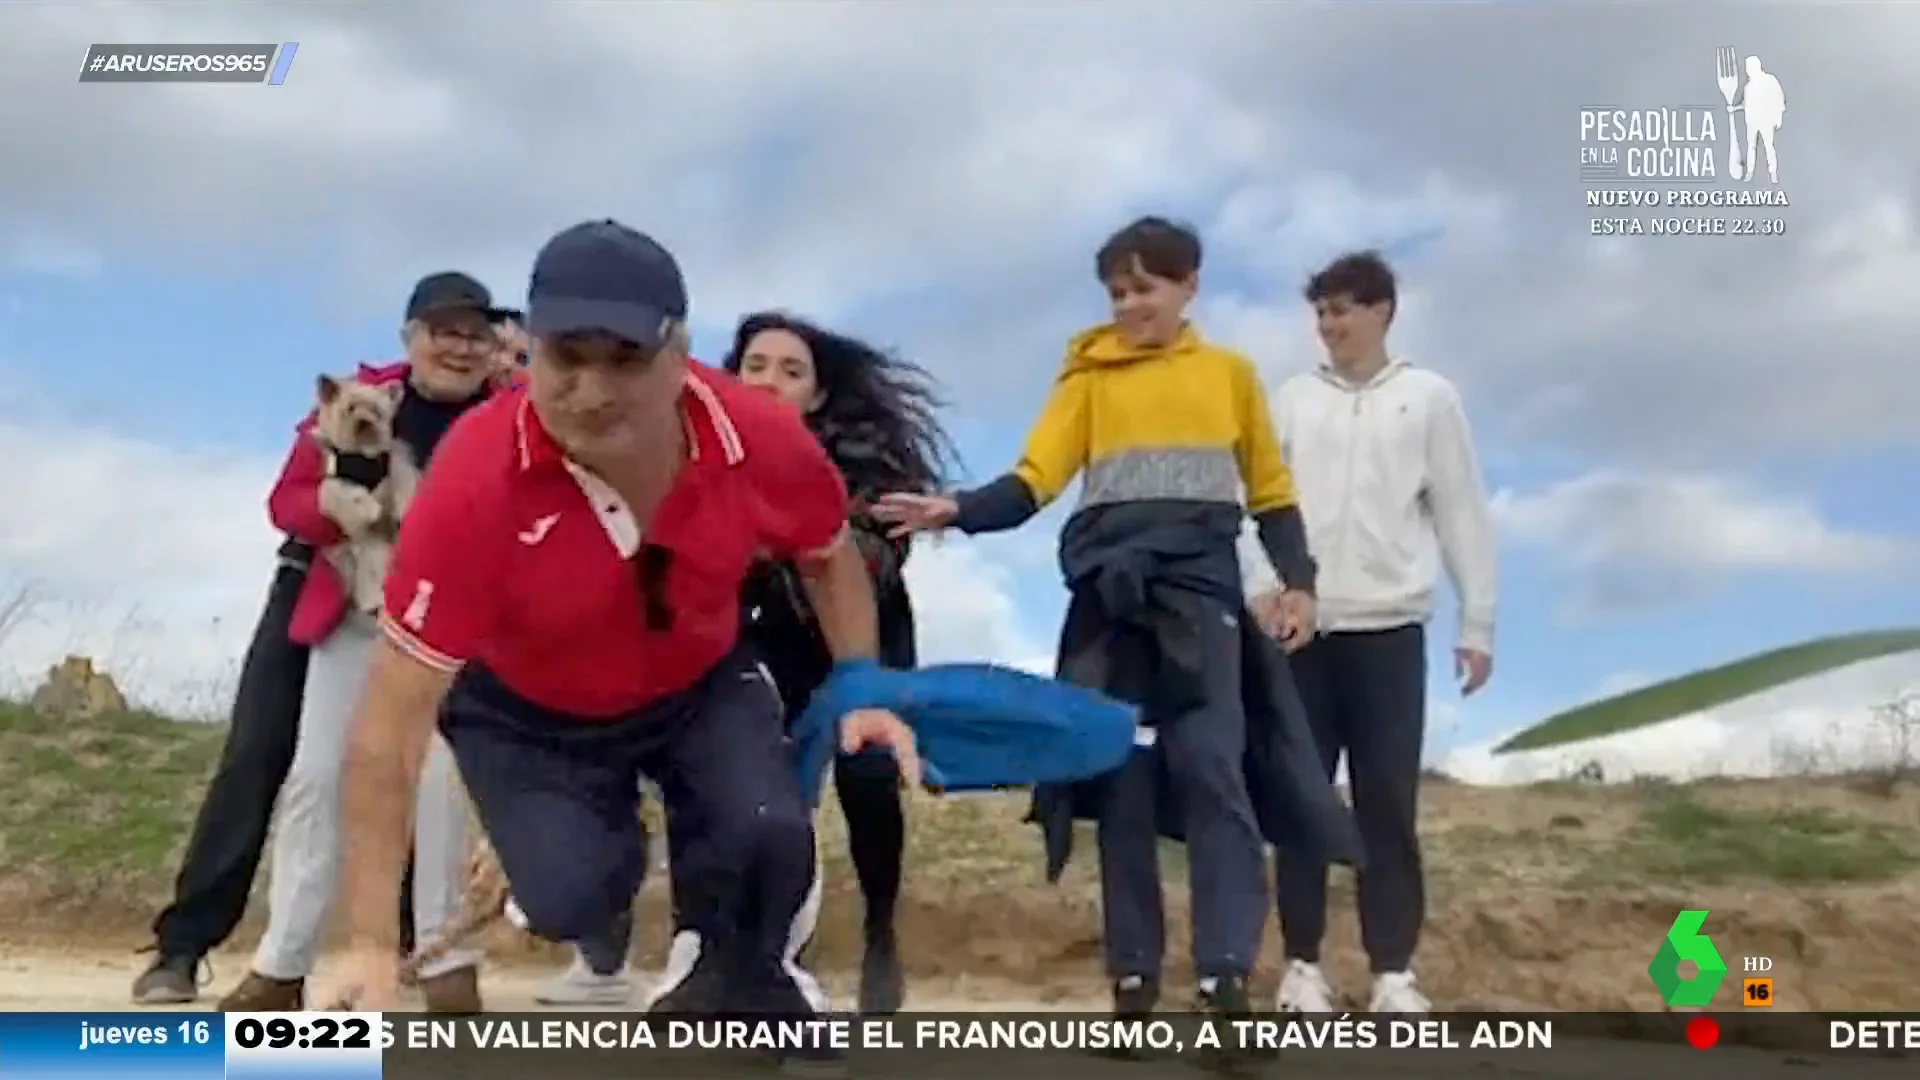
[311,374,419,616]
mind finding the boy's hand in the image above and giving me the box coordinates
[871,492,958,538]
[1252,589,1316,652]
[1455,648,1493,696]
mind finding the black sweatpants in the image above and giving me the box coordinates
[1096,595,1268,982]
[581,664,911,979]
[584,580,918,980]
[744,582,916,944]
[151,553,418,960]
[658,747,898,948]
[442,648,819,1010]
[152,560,310,960]
[1275,624,1427,973]
[822,751,904,938]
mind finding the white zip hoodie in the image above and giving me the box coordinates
[1240,360,1497,655]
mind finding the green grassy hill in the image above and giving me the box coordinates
[1496,628,1920,753]
[0,699,224,920]
[5,686,1920,1011]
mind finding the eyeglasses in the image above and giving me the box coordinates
[420,321,495,352]
[634,543,675,632]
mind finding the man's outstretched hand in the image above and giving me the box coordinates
[840,707,921,789]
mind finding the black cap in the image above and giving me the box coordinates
[405,271,494,323]
[488,307,524,326]
[526,220,688,350]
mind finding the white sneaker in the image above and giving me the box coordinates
[1274,959,1337,1013]
[1369,970,1431,1013]
[534,953,633,1006]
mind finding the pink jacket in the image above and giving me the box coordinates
[269,362,410,646]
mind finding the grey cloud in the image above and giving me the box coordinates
[1196,5,1920,463]
[0,4,1289,328]
[1492,467,1917,618]
[3,3,1914,562]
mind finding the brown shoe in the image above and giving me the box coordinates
[216,972,304,1011]
[419,966,483,1014]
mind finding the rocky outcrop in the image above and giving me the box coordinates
[28,655,128,719]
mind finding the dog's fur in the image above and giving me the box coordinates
[311,374,419,616]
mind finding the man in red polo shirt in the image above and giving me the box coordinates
[322,220,917,1025]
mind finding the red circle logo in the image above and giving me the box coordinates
[1685,1016,1721,1050]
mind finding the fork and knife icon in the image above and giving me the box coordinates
[1713,45,1746,180]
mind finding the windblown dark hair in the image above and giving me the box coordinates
[722,311,958,497]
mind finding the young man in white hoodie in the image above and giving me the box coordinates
[1246,250,1497,1015]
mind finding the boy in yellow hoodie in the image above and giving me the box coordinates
[877,217,1320,1022]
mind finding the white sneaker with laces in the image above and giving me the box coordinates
[534,952,634,1006]
[1274,959,1337,1013]
[1369,970,1431,1013]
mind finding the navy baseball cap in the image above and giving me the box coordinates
[526,220,688,350]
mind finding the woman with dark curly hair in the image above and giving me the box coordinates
[719,312,954,1013]
[535,311,956,1016]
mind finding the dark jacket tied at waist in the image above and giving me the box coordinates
[1028,505,1364,879]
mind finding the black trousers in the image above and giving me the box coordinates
[151,553,417,960]
[1274,624,1428,973]
[718,591,916,943]
[152,561,310,960]
[446,649,817,1007]
[1094,595,1268,982]
[588,587,919,977]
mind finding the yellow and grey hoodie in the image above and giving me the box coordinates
[955,322,1315,599]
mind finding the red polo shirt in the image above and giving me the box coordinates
[378,366,850,719]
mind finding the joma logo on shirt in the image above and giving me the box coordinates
[402,580,434,631]
[519,513,560,545]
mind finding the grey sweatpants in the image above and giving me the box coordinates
[252,617,477,980]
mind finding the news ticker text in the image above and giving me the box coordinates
[78,42,299,84]
[392,1014,1549,1051]
[365,1013,1920,1054]
[9,1011,1919,1080]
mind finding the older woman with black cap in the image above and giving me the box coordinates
[213,271,508,1014]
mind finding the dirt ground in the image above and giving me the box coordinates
[6,700,1919,1080]
[5,773,1919,1017]
[0,946,1062,1012]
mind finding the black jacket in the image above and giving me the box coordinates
[741,411,919,715]
[742,563,915,715]
[1027,510,1364,878]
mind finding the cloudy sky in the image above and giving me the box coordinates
[2,3,1916,776]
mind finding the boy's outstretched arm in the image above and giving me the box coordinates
[877,372,1090,537]
[955,371,1090,534]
